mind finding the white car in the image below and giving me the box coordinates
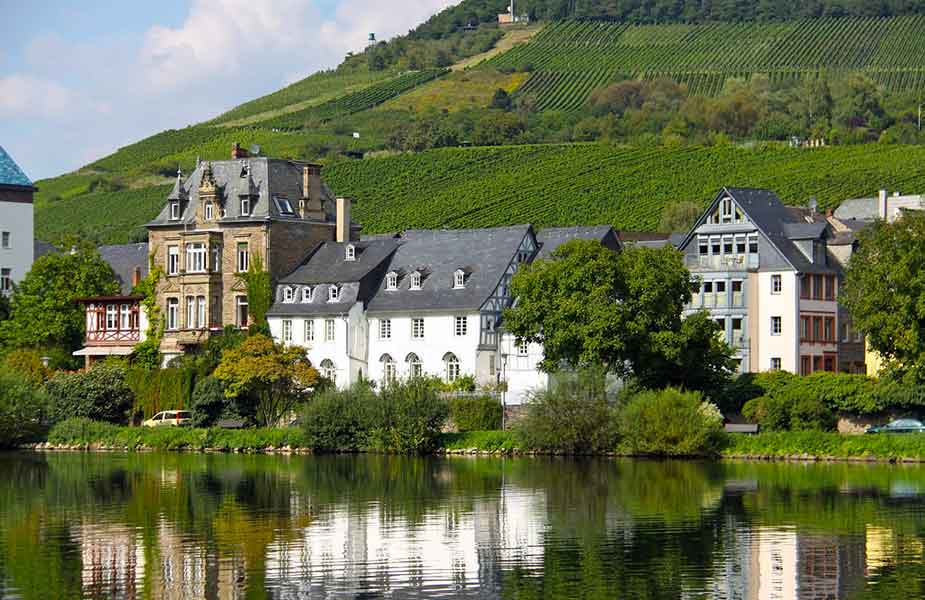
[142,410,193,428]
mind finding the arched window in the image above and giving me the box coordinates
[443,352,460,383]
[345,244,356,262]
[328,285,340,302]
[380,354,396,385]
[301,286,313,303]
[410,271,422,290]
[453,269,465,289]
[283,286,294,303]
[385,271,398,291]
[320,359,336,383]
[406,353,422,379]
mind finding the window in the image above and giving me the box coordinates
[410,271,422,290]
[186,243,207,273]
[698,236,708,256]
[454,270,465,289]
[274,196,294,215]
[771,316,782,336]
[771,274,782,294]
[710,237,721,255]
[824,356,835,372]
[406,353,423,379]
[412,318,425,339]
[813,317,823,341]
[517,339,529,357]
[301,287,313,303]
[379,319,392,340]
[813,274,823,300]
[444,353,460,383]
[320,359,336,383]
[454,316,467,337]
[771,358,782,371]
[167,298,179,330]
[381,354,396,385]
[801,356,812,376]
[325,319,335,342]
[282,319,293,343]
[386,272,398,290]
[120,304,132,330]
[824,317,835,342]
[814,356,823,373]
[328,285,340,302]
[235,296,248,328]
[824,275,835,301]
[801,276,811,299]
[211,245,222,273]
[345,244,356,262]
[1,232,9,249]
[721,197,733,223]
[748,234,759,254]
[167,246,179,275]
[304,320,315,342]
[106,305,118,330]
[723,236,733,255]
[170,201,180,220]
[236,243,249,273]
[801,316,811,341]
[196,296,208,329]
[240,197,251,216]
[205,202,214,221]
[283,287,294,303]
[186,296,196,329]
[735,235,746,255]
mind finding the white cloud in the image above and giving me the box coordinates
[0,75,76,118]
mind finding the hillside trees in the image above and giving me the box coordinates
[504,240,733,392]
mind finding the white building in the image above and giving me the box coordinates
[678,188,841,375]
[0,145,35,295]
[267,225,621,404]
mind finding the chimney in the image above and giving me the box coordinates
[336,197,352,243]
[231,142,249,160]
[132,266,142,289]
[879,189,888,220]
[300,164,325,220]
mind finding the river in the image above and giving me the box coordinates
[0,452,923,598]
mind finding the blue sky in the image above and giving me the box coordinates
[0,0,453,180]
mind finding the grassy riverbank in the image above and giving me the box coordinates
[723,431,925,461]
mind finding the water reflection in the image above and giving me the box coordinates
[2,453,925,599]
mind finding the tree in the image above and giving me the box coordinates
[658,201,704,233]
[235,254,272,334]
[490,89,512,111]
[842,212,925,382]
[503,240,733,392]
[0,241,119,358]
[213,334,320,427]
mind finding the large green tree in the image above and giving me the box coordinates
[843,212,925,382]
[504,240,733,392]
[0,241,119,359]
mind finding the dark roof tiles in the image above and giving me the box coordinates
[98,243,149,295]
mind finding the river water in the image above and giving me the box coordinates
[0,452,924,599]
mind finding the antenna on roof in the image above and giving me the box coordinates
[250,144,261,156]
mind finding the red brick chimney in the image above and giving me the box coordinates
[231,142,249,159]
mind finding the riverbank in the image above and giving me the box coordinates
[27,423,925,462]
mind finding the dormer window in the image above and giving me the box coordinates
[170,202,180,220]
[205,202,214,221]
[345,244,356,262]
[328,285,340,302]
[274,196,294,216]
[386,272,398,291]
[240,197,251,216]
[453,269,466,289]
[301,287,313,303]
[283,287,294,303]
[410,271,422,290]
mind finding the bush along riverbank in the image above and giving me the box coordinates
[723,431,925,462]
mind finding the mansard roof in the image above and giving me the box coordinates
[367,225,534,313]
[0,145,33,189]
[147,157,337,226]
[535,225,620,259]
[98,242,149,295]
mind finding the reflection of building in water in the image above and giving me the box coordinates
[264,483,547,597]
[78,523,145,599]
[865,525,924,576]
[797,534,865,598]
[750,527,799,600]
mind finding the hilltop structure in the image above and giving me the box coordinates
[0,145,35,295]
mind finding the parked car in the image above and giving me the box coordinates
[143,410,193,428]
[866,419,925,434]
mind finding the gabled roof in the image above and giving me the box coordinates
[147,157,338,226]
[98,243,149,295]
[681,187,835,274]
[0,146,33,189]
[367,225,533,313]
[280,239,400,285]
[535,225,619,259]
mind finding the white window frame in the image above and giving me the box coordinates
[240,197,251,216]
[166,298,179,330]
[321,360,336,382]
[186,243,207,274]
[771,316,782,336]
[120,304,131,330]
[771,357,782,371]
[454,270,465,289]
[236,243,249,273]
[386,272,398,291]
[771,274,782,294]
[170,201,180,220]
[186,296,196,329]
[381,355,396,384]
[345,244,356,262]
[1,232,9,249]
[106,304,118,330]
[412,318,425,340]
[197,296,206,330]
[0,268,10,292]
[410,271,422,290]
[167,246,179,276]
[304,319,315,342]
[235,296,248,328]
[282,319,293,343]
[445,354,460,383]
[324,319,335,343]
[379,319,392,340]
[454,316,467,337]
[283,287,294,303]
[205,202,214,221]
[328,285,340,302]
[301,287,313,303]
[211,245,222,273]
[517,339,529,357]
[407,354,423,378]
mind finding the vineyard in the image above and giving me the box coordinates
[488,16,925,109]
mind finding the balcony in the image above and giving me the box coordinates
[85,329,141,345]
[686,254,759,271]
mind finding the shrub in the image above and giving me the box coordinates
[190,376,230,428]
[449,395,502,431]
[618,388,726,457]
[2,349,51,386]
[0,370,49,447]
[302,385,375,451]
[516,370,618,454]
[126,367,194,422]
[45,363,134,424]
[742,395,790,431]
[743,392,836,432]
[788,395,836,431]
[366,379,449,454]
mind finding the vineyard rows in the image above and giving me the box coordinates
[488,16,925,109]
[256,70,448,130]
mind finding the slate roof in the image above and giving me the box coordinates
[98,243,149,295]
[535,225,619,259]
[0,146,33,189]
[367,225,532,313]
[147,158,338,226]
